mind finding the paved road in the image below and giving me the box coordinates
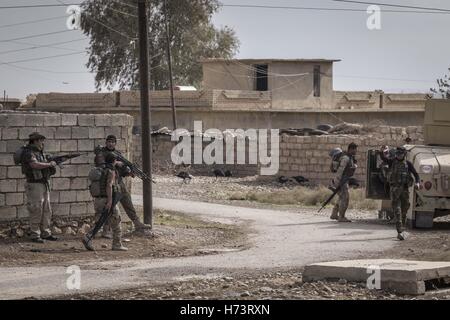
[0,196,397,299]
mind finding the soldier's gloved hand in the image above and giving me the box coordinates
[49,161,57,167]
[415,182,421,190]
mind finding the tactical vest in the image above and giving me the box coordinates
[342,154,357,178]
[89,165,119,198]
[22,145,52,183]
[389,159,414,187]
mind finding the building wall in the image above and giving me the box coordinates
[0,111,133,227]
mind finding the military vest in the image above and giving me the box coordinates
[22,145,52,183]
[389,159,414,187]
[342,154,357,178]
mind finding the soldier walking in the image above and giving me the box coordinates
[20,132,58,243]
[96,135,151,236]
[381,146,421,240]
[330,142,358,222]
[83,152,127,251]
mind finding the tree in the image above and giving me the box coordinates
[80,0,239,91]
[431,68,450,99]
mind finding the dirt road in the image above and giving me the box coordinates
[0,197,397,300]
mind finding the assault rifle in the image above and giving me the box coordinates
[318,177,350,213]
[46,153,85,167]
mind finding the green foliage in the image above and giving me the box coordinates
[80,0,239,90]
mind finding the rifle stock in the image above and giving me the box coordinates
[318,178,350,213]
[86,192,122,242]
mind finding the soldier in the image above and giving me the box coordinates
[97,135,151,236]
[381,146,421,240]
[330,142,358,222]
[21,132,58,243]
[84,152,127,251]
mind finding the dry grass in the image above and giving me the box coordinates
[229,186,378,210]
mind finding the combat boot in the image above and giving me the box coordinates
[338,217,352,222]
[112,242,128,251]
[133,219,152,233]
[82,234,95,251]
[397,232,405,241]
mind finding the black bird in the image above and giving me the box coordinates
[213,169,226,178]
[176,171,193,183]
[278,176,290,184]
[224,170,232,177]
[292,176,309,184]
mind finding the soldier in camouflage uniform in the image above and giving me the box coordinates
[97,135,151,237]
[21,132,58,243]
[330,143,358,222]
[381,146,420,240]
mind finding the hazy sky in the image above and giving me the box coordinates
[0,0,449,99]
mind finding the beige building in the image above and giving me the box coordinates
[202,58,339,110]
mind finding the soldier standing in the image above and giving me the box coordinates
[97,135,151,236]
[21,132,58,243]
[330,142,358,222]
[83,152,127,251]
[381,146,421,240]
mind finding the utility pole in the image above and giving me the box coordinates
[138,0,153,226]
[164,0,177,130]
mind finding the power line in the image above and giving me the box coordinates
[332,0,450,13]
[0,30,74,43]
[0,3,81,9]
[0,38,87,55]
[0,51,87,66]
[0,15,66,29]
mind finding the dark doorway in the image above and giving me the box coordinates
[255,64,268,91]
[313,65,321,97]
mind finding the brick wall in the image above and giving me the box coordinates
[0,111,134,224]
[278,126,424,186]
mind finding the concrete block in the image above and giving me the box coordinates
[6,140,24,153]
[303,259,450,295]
[60,165,78,177]
[1,128,19,140]
[89,127,105,139]
[72,127,89,139]
[3,114,26,127]
[78,114,95,126]
[70,153,93,164]
[95,114,112,127]
[77,139,94,152]
[76,190,92,202]
[70,177,88,190]
[0,194,4,206]
[17,206,29,219]
[0,141,6,153]
[24,114,44,126]
[60,140,78,152]
[43,114,61,127]
[6,193,23,206]
[50,191,59,203]
[59,190,77,203]
[0,166,7,179]
[17,179,25,192]
[0,207,17,221]
[70,203,87,216]
[7,166,23,179]
[52,203,70,217]
[55,127,72,139]
[111,114,127,126]
[104,126,121,139]
[44,140,60,152]
[0,179,16,192]
[52,178,71,191]
[77,165,91,177]
[61,114,78,126]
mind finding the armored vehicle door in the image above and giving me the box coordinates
[366,150,390,200]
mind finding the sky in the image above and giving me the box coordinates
[0,0,449,100]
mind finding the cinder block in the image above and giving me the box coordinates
[95,114,112,127]
[70,153,93,164]
[52,203,70,217]
[89,127,105,139]
[0,166,7,179]
[60,165,78,177]
[19,128,37,140]
[87,201,95,215]
[50,190,59,203]
[0,179,16,192]
[43,114,61,127]
[52,178,71,191]
[6,193,23,206]
[7,166,23,179]
[59,190,77,203]
[104,126,121,139]
[77,165,91,177]
[60,140,78,152]
[77,139,94,151]
[25,114,44,126]
[0,207,17,221]
[0,194,4,206]
[55,127,72,139]
[70,203,87,216]
[61,114,78,126]
[111,114,127,126]
[5,114,26,127]
[0,141,6,153]
[76,190,92,202]
[1,128,19,140]
[72,127,89,139]
[6,140,24,153]
[17,206,29,219]
[78,114,95,126]
[17,179,25,192]
[44,140,60,152]
[70,177,88,190]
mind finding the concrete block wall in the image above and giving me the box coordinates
[278,126,424,186]
[0,111,134,223]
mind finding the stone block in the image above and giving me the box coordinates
[1,128,19,140]
[61,114,78,126]
[55,127,72,139]
[7,166,22,179]
[70,203,87,216]
[77,140,94,152]
[4,114,26,127]
[52,203,71,217]
[6,193,23,206]
[43,114,61,127]
[76,190,92,202]
[60,140,78,152]
[78,114,95,126]
[60,165,78,177]
[52,178,71,191]
[0,207,17,221]
[17,206,29,219]
[59,191,78,203]
[71,177,88,190]
[6,140,24,153]
[89,127,105,139]
[24,114,45,126]
[44,140,60,152]
[0,179,16,192]
[95,114,112,127]
[72,127,89,139]
[77,165,91,177]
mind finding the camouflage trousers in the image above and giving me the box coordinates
[94,198,122,246]
[25,182,53,239]
[390,185,410,233]
[332,183,349,218]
